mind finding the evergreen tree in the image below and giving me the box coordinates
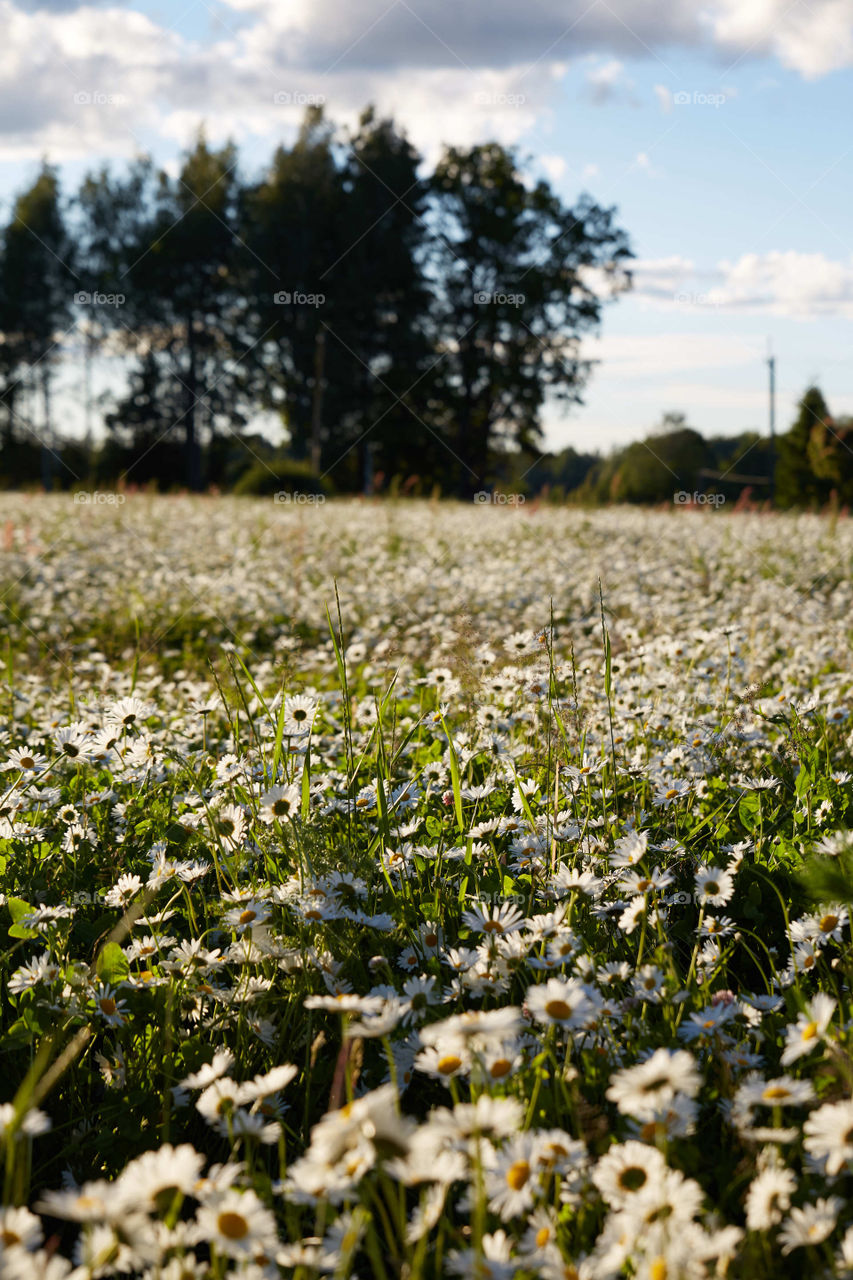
[0,164,75,487]
[244,108,348,470]
[775,386,833,508]
[120,133,245,489]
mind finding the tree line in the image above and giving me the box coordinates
[0,107,633,497]
[520,389,853,509]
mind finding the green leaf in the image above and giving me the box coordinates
[96,941,129,985]
[738,793,761,830]
[7,897,38,939]
[9,923,38,939]
[797,851,853,906]
[7,897,33,923]
[0,1017,36,1051]
[301,742,312,822]
[441,716,465,835]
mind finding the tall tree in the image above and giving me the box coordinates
[244,107,348,470]
[0,164,76,486]
[775,386,834,508]
[427,144,632,496]
[98,349,186,487]
[119,133,245,489]
[75,159,157,448]
[327,108,433,487]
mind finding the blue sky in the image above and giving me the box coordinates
[2,0,853,453]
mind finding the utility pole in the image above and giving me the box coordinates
[767,343,776,505]
[310,329,325,474]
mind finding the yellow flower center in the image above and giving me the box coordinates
[99,998,117,1015]
[506,1159,530,1191]
[820,914,839,933]
[437,1055,462,1075]
[762,1085,790,1101]
[665,788,678,800]
[535,1226,551,1247]
[490,1059,512,1079]
[483,920,504,933]
[544,999,572,1020]
[239,909,257,925]
[650,1258,668,1280]
[618,1166,647,1192]
[801,1020,818,1041]
[217,1211,249,1240]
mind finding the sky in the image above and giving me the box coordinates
[2,0,853,454]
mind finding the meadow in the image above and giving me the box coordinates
[1,494,852,1279]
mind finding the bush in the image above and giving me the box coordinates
[231,457,330,498]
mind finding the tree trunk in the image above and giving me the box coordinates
[41,365,54,492]
[184,316,202,491]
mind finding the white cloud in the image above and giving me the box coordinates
[2,0,853,167]
[585,58,628,103]
[0,0,182,161]
[540,153,566,181]
[583,331,766,377]
[631,150,661,176]
[708,251,853,316]
[653,84,672,112]
[629,251,853,319]
[709,0,853,77]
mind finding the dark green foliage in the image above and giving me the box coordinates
[0,106,633,496]
[774,385,853,508]
[231,457,329,497]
